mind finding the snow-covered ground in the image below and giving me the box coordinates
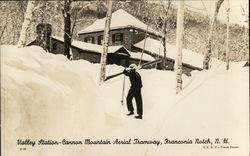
[1,46,249,156]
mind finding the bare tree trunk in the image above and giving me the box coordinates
[17,1,35,48]
[99,0,113,85]
[175,0,184,94]
[162,0,172,70]
[64,0,72,59]
[162,22,167,70]
[11,18,16,45]
[203,0,224,69]
[226,0,230,70]
[0,18,7,42]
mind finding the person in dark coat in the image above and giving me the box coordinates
[123,64,143,119]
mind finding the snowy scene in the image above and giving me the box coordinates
[0,0,249,156]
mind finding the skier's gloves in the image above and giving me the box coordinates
[123,68,129,74]
[125,68,131,71]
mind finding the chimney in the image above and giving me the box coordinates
[36,23,52,51]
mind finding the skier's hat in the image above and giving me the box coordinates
[129,64,137,70]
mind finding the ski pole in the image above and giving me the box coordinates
[121,74,126,105]
[104,58,162,82]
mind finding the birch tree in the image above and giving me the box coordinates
[99,0,113,85]
[175,0,184,94]
[17,1,35,48]
[161,0,172,70]
[203,0,224,70]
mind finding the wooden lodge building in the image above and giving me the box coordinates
[28,9,213,75]
[77,9,160,51]
[49,36,154,66]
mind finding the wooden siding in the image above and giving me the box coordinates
[78,28,159,51]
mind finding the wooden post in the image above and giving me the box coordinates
[175,0,184,94]
[99,0,113,85]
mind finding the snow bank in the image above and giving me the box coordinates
[98,62,249,156]
[147,63,249,156]
[1,45,248,156]
[1,45,105,155]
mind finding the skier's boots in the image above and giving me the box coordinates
[135,115,142,119]
[127,112,134,116]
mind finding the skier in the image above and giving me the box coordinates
[123,64,143,119]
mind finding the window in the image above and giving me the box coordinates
[98,35,103,45]
[112,33,123,43]
[84,37,94,43]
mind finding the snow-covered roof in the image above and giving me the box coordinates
[78,9,158,35]
[51,36,154,61]
[52,36,128,55]
[134,37,224,69]
[129,52,155,61]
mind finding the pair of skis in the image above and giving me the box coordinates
[104,58,162,82]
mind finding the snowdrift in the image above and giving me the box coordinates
[1,45,105,155]
[1,45,249,156]
[147,63,249,156]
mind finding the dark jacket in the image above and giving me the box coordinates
[123,69,142,89]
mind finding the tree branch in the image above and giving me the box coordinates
[0,18,8,41]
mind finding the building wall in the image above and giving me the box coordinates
[132,46,202,75]
[50,38,147,67]
[131,29,159,50]
[182,66,193,76]
[50,38,136,67]
[50,39,101,63]
[72,48,101,63]
[129,58,148,67]
[50,39,64,55]
[78,31,103,45]
[49,38,199,76]
[78,29,132,50]
[78,28,159,51]
[30,37,197,76]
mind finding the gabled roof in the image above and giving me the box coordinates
[78,9,158,35]
[51,36,155,61]
[129,52,155,61]
[51,36,130,55]
[134,37,224,69]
